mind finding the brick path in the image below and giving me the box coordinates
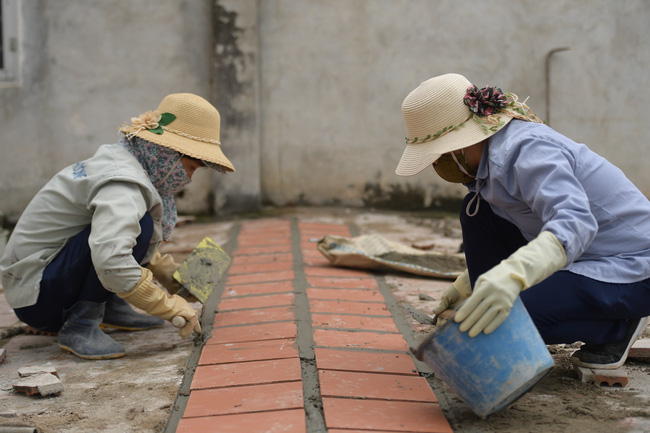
[170,218,453,433]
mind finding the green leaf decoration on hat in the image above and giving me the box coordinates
[149,112,176,135]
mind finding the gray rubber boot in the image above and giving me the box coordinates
[100,294,164,331]
[58,301,126,360]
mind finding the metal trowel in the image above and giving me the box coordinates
[170,237,231,328]
[402,303,456,326]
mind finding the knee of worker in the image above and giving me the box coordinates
[519,288,556,331]
[517,299,558,344]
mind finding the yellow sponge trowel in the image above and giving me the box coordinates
[170,237,231,328]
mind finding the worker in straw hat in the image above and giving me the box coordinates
[397,73,650,370]
[0,93,234,360]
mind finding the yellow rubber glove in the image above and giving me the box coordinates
[455,231,566,337]
[146,250,183,294]
[432,269,472,315]
[118,268,201,338]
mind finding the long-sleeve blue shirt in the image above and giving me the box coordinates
[469,119,650,284]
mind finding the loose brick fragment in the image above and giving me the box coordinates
[13,372,63,396]
[573,364,628,387]
[592,368,628,387]
[18,364,58,378]
[629,338,650,359]
[573,365,594,383]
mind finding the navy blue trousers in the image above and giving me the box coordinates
[14,213,154,332]
[460,194,650,345]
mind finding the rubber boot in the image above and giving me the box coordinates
[100,294,164,331]
[58,301,126,360]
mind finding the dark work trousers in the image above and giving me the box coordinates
[14,213,154,332]
[460,193,650,345]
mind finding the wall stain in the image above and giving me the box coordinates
[362,182,462,212]
[212,1,250,129]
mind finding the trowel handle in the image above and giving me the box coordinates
[432,309,456,326]
[172,316,186,328]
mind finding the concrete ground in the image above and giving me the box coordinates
[1,206,650,432]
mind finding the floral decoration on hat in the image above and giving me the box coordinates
[463,85,507,117]
[121,110,177,138]
[462,84,543,135]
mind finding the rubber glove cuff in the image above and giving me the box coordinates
[146,250,182,294]
[118,268,201,338]
[455,231,566,337]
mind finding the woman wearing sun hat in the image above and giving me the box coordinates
[0,93,234,359]
[397,73,650,370]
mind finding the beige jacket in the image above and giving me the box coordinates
[1,144,164,308]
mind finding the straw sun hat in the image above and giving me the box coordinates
[120,93,235,172]
[396,73,540,176]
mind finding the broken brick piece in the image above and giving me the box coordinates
[573,364,628,387]
[411,240,437,251]
[18,364,58,378]
[629,338,650,359]
[592,368,629,387]
[24,326,57,336]
[13,372,63,396]
[573,365,594,383]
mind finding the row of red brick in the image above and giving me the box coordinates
[176,219,452,433]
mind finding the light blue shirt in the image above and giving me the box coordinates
[469,120,650,284]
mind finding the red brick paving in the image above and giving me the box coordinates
[206,321,297,344]
[322,398,452,433]
[311,313,400,332]
[177,408,306,433]
[218,293,295,311]
[198,339,299,366]
[175,218,453,433]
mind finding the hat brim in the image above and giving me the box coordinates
[133,129,235,172]
[395,115,513,176]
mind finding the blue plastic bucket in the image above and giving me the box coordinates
[412,297,554,418]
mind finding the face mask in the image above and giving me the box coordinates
[157,155,191,196]
[433,150,477,183]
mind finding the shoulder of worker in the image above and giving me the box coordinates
[487,120,582,168]
[66,144,157,194]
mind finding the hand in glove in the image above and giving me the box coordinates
[147,250,183,294]
[118,267,201,338]
[432,269,472,318]
[455,231,566,338]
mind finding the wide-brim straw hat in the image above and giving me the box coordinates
[396,73,513,176]
[120,93,235,172]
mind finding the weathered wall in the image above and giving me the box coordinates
[258,0,650,209]
[210,0,261,214]
[1,0,649,221]
[0,0,217,221]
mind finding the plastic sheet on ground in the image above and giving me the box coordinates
[316,233,466,280]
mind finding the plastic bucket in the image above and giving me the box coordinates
[412,297,554,418]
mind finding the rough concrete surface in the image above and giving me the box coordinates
[0,207,649,432]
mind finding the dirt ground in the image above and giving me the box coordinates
[300,207,650,433]
[0,206,649,432]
